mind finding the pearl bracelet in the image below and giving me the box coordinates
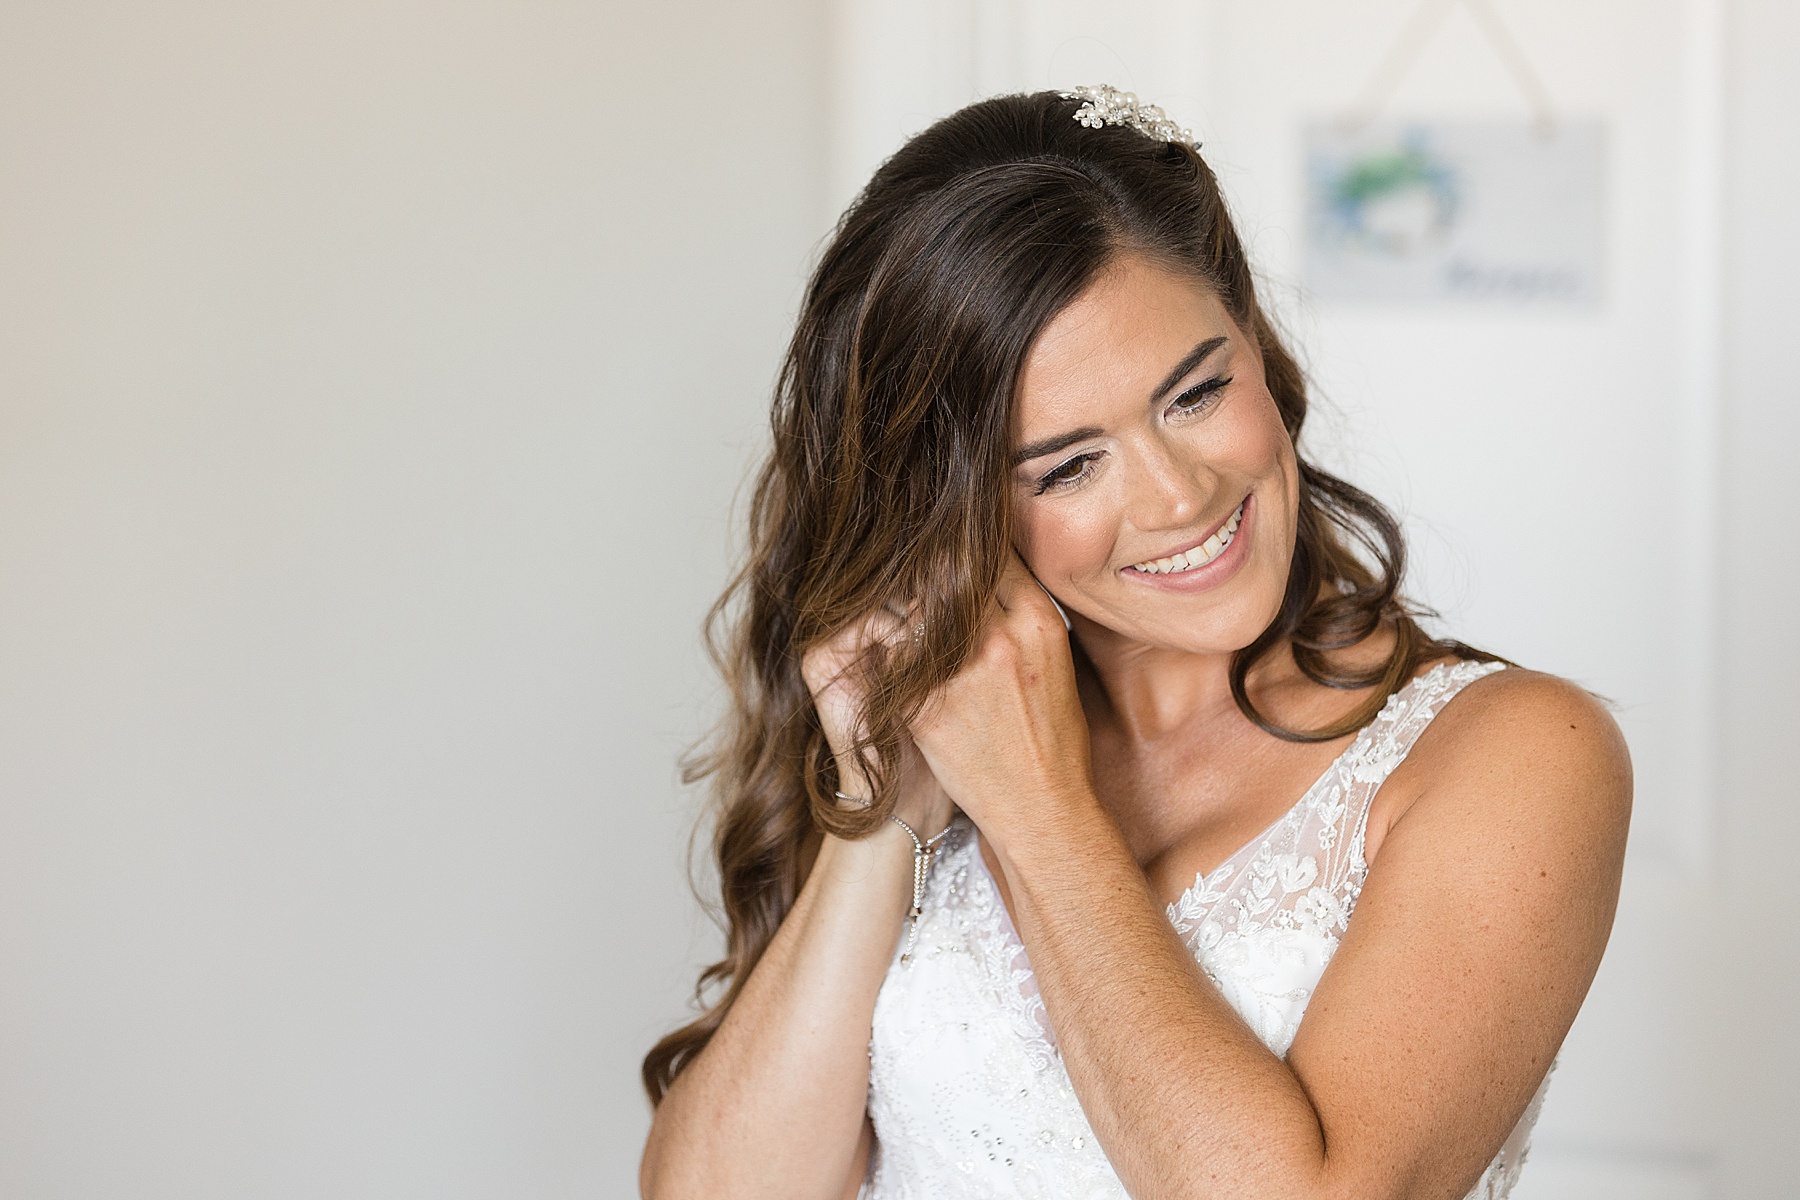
[834,790,952,966]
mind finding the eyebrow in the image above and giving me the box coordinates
[1010,335,1230,468]
[1011,424,1104,468]
[1150,336,1228,403]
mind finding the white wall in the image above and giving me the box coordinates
[1714,4,1800,1194]
[0,2,828,1196]
[3,2,1794,1197]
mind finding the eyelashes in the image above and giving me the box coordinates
[1170,375,1230,415]
[1032,452,1100,495]
[1030,375,1233,495]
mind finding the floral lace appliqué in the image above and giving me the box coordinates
[865,660,1540,1200]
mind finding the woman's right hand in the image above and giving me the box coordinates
[800,606,954,838]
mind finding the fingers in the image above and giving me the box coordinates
[879,597,922,645]
[843,603,912,654]
[803,600,919,696]
[993,550,1070,631]
[803,610,889,696]
[810,556,1069,701]
[990,551,1034,612]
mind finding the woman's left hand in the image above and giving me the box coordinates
[907,552,1097,851]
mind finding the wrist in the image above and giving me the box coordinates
[811,820,918,899]
[832,767,954,843]
[983,782,1113,880]
[821,812,917,855]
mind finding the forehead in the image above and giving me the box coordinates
[1014,254,1229,432]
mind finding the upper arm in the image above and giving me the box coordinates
[1284,669,1631,1200]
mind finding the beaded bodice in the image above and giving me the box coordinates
[862,659,1549,1199]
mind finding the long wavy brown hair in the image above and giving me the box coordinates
[642,91,1498,1103]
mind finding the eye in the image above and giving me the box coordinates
[1169,375,1231,417]
[1033,452,1101,495]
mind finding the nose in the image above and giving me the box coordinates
[1127,436,1215,534]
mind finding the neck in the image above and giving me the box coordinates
[1070,613,1284,746]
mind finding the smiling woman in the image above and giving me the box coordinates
[638,89,1630,1200]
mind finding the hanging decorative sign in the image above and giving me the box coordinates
[1302,119,1604,304]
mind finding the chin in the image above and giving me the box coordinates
[1077,580,1283,657]
[1112,542,1290,655]
[1166,595,1284,656]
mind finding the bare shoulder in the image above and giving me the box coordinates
[1417,665,1632,794]
[1369,664,1633,866]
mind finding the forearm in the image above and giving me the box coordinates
[641,824,915,1200]
[994,802,1334,1200]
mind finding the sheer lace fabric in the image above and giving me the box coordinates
[863,659,1550,1199]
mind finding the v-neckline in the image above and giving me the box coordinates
[969,660,1454,933]
[1159,661,1455,911]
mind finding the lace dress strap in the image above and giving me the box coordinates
[1162,658,1507,1054]
[1340,658,1508,887]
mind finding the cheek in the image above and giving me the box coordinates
[1218,389,1292,477]
[1211,395,1299,558]
[1013,491,1121,581]
[1244,405,1302,588]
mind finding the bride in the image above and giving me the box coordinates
[638,87,1630,1200]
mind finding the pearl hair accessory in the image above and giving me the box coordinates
[1059,84,1202,152]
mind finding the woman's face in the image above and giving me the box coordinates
[1010,252,1299,658]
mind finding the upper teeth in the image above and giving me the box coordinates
[1130,503,1244,575]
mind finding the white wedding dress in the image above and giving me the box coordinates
[861,659,1550,1199]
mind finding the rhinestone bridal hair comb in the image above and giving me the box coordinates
[1059,84,1201,151]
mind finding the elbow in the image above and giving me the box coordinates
[639,1153,688,1200]
[638,1138,659,1200]
[638,1116,677,1200]
[637,1122,719,1200]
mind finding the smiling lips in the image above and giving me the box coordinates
[1126,500,1246,575]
